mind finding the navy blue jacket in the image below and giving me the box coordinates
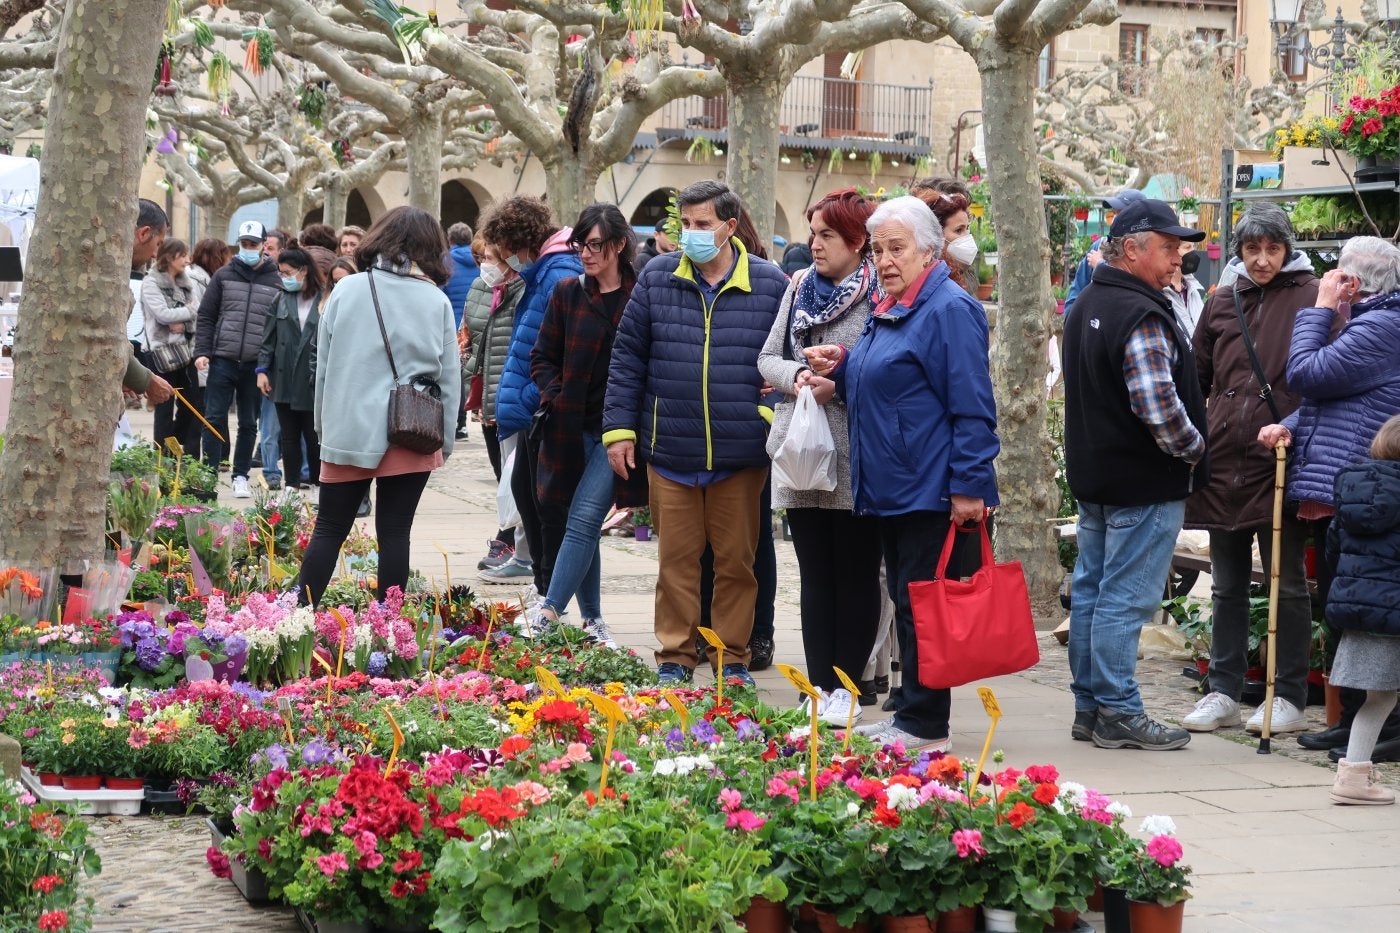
[603,240,786,471]
[834,262,1000,515]
[1284,293,1400,506]
[442,245,480,330]
[1327,459,1400,636]
[1061,253,1095,319]
[494,241,583,438]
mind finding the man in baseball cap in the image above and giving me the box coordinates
[1064,188,1147,317]
[1107,199,1206,243]
[236,220,266,242]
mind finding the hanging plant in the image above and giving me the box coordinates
[828,148,844,173]
[867,150,883,180]
[207,51,232,114]
[298,81,328,128]
[153,43,177,96]
[333,137,355,167]
[192,18,214,49]
[243,29,275,75]
[164,0,182,39]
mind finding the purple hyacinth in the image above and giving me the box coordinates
[367,651,388,677]
[134,636,167,670]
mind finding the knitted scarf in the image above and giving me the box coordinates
[788,258,875,359]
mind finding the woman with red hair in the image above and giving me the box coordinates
[757,188,881,727]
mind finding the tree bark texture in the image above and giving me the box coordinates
[542,153,602,229]
[725,78,784,246]
[277,188,307,233]
[979,48,1063,612]
[322,179,349,231]
[207,205,234,244]
[0,0,167,569]
[405,113,443,217]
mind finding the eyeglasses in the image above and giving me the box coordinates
[574,239,612,255]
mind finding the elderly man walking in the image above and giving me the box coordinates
[1063,199,1208,750]
[603,180,787,687]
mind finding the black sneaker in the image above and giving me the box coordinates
[657,662,694,685]
[477,538,515,571]
[356,492,372,518]
[748,636,774,671]
[1072,709,1097,742]
[266,475,283,491]
[721,663,756,688]
[856,680,879,706]
[1091,709,1190,751]
[874,675,890,695]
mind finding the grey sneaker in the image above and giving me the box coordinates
[478,558,533,582]
[477,538,515,571]
[1092,708,1191,750]
[582,617,618,650]
[1071,709,1097,742]
[855,719,950,753]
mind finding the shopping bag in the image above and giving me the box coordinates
[496,434,522,531]
[909,523,1039,690]
[770,386,837,492]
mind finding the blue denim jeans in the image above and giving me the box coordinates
[259,395,282,481]
[1069,499,1186,715]
[202,357,260,478]
[541,433,609,620]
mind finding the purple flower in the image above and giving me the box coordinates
[734,718,762,742]
[302,740,335,765]
[255,744,289,770]
[367,651,388,677]
[664,727,686,752]
[175,778,201,805]
[690,720,720,745]
[135,636,167,670]
[117,618,156,649]
[224,633,247,657]
[229,682,266,707]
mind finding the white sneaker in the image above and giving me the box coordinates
[820,688,863,728]
[1182,692,1242,732]
[518,607,554,638]
[231,476,252,498]
[583,617,618,650]
[797,689,830,719]
[854,718,950,753]
[1246,697,1309,734]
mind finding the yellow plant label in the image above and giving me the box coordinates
[833,666,861,698]
[697,626,726,650]
[583,690,626,725]
[534,665,565,698]
[383,708,404,776]
[978,687,1002,720]
[163,437,184,457]
[776,663,820,699]
[661,690,689,729]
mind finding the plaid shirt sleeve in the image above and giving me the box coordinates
[1123,316,1206,464]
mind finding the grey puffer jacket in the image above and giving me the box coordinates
[463,275,524,424]
[194,256,282,363]
[757,268,873,511]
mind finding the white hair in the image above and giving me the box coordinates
[1339,236,1400,296]
[866,195,944,258]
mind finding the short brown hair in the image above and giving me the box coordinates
[354,206,450,285]
[479,196,558,256]
[1372,415,1400,461]
[299,222,338,250]
[446,222,473,247]
[191,238,229,274]
[911,176,971,200]
[155,238,188,273]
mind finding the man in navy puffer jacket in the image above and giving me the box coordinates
[604,181,787,686]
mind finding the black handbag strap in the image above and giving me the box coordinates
[781,268,809,362]
[366,269,401,385]
[1231,286,1282,423]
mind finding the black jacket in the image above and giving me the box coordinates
[1327,459,1400,636]
[195,257,282,363]
[1063,263,1209,506]
[256,290,320,411]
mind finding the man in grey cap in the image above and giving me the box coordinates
[1062,199,1208,750]
[1062,188,1146,318]
[193,220,281,497]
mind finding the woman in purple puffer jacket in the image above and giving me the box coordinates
[1259,235,1400,752]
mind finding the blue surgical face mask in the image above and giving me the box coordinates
[238,247,262,266]
[680,228,723,264]
[505,254,531,274]
[282,275,302,292]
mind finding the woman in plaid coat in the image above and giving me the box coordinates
[527,203,646,646]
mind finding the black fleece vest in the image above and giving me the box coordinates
[1063,264,1210,506]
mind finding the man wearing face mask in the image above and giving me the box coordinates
[194,220,283,498]
[603,180,789,687]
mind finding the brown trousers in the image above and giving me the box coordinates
[649,465,768,669]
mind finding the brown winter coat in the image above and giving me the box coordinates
[1185,262,1319,531]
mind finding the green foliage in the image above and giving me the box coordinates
[0,780,101,931]
[1162,596,1211,659]
[1046,399,1078,572]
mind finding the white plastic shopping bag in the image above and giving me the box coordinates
[771,386,837,492]
[496,433,522,530]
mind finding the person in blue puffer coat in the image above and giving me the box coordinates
[478,197,583,595]
[1258,236,1400,758]
[603,180,787,687]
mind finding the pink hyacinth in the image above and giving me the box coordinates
[952,829,985,858]
[1147,834,1183,867]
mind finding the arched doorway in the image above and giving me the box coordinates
[300,189,373,230]
[440,180,480,230]
[629,188,674,231]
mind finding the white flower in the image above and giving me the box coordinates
[674,756,698,775]
[1058,780,1086,803]
[474,830,506,851]
[653,759,677,776]
[846,802,861,818]
[1106,801,1133,821]
[885,784,919,811]
[1139,814,1177,837]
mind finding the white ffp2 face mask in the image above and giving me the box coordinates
[945,234,978,267]
[479,263,504,288]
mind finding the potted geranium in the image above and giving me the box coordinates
[1070,194,1091,222]
[1116,816,1192,933]
[1337,85,1400,178]
[1176,189,1199,225]
[0,779,102,931]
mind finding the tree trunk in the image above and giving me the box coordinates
[725,78,784,245]
[323,178,349,231]
[277,189,305,233]
[206,197,237,243]
[979,48,1063,614]
[405,112,443,217]
[542,152,603,228]
[0,0,167,568]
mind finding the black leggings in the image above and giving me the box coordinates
[297,471,430,606]
[276,403,320,487]
[787,507,883,692]
[510,435,550,592]
[152,363,204,458]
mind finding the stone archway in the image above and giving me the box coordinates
[629,188,674,230]
[345,189,373,229]
[440,179,481,230]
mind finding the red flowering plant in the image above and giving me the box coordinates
[1337,85,1400,159]
[0,778,101,932]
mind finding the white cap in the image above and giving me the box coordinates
[236,220,266,243]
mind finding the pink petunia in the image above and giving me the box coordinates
[952,829,985,858]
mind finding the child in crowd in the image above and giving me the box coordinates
[1327,414,1400,805]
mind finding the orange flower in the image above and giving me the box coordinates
[1005,801,1037,829]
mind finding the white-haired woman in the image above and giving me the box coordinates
[804,195,1000,752]
[1258,236,1400,759]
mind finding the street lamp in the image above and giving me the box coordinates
[1377,0,1400,34]
[1269,0,1304,45]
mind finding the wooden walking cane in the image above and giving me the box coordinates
[1259,440,1288,755]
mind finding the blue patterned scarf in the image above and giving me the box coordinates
[788,258,875,359]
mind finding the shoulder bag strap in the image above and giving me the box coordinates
[1231,287,1281,422]
[781,267,809,362]
[367,268,401,385]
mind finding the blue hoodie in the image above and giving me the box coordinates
[442,244,480,329]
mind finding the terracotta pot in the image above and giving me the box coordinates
[1050,907,1080,931]
[813,908,872,933]
[740,896,790,933]
[62,775,102,791]
[935,906,978,933]
[104,776,144,790]
[882,915,934,933]
[976,282,994,301]
[1086,881,1104,912]
[38,771,63,787]
[1128,898,1186,933]
[1325,673,1343,726]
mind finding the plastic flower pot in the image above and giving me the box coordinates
[740,897,790,933]
[935,907,978,933]
[38,771,63,787]
[982,908,1018,932]
[210,651,248,683]
[61,775,103,791]
[634,525,652,542]
[104,776,144,790]
[1206,243,1222,260]
[881,915,934,933]
[1073,208,1089,221]
[814,909,872,933]
[1128,898,1186,933]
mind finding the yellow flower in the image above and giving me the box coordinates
[59,718,75,729]
[61,733,75,745]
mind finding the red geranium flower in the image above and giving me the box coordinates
[38,911,68,931]
[1006,801,1037,829]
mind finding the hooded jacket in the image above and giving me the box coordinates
[493,230,583,438]
[1186,253,1318,531]
[1326,459,1400,636]
[442,244,480,329]
[1283,291,1400,507]
[194,255,282,363]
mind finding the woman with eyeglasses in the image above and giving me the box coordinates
[523,203,646,645]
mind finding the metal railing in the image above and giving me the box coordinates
[655,74,933,152]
